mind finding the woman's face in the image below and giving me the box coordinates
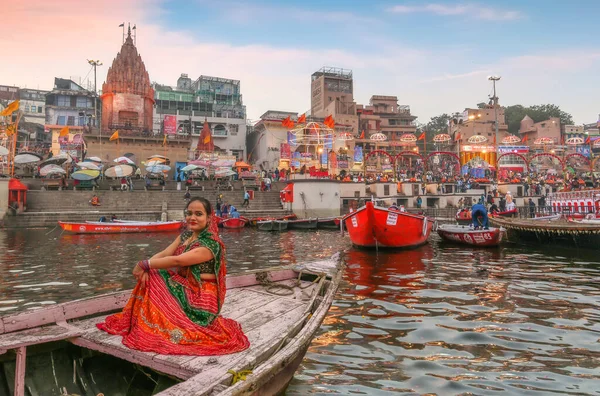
[185,201,209,232]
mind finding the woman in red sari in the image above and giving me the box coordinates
[98,197,250,355]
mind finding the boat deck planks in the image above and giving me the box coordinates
[66,279,319,381]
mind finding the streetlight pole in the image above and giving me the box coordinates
[488,75,501,150]
[88,59,103,157]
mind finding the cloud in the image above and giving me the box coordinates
[389,3,522,21]
[419,69,492,83]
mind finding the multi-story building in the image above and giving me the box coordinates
[45,78,99,131]
[248,110,298,170]
[0,85,19,104]
[153,73,247,160]
[310,67,358,134]
[19,88,48,127]
[519,116,561,145]
[355,95,417,158]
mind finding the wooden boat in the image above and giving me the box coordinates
[316,217,341,229]
[437,224,504,247]
[221,217,248,229]
[0,256,343,396]
[342,201,434,249]
[489,208,518,218]
[490,216,600,249]
[59,220,183,234]
[257,220,289,231]
[287,218,318,230]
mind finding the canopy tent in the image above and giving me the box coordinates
[113,156,135,165]
[234,161,252,172]
[40,164,66,177]
[14,153,42,164]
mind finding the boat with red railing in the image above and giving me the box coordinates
[59,220,184,234]
[437,224,504,247]
[489,208,518,218]
[221,217,248,229]
[342,201,434,249]
[456,209,472,225]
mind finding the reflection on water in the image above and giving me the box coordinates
[1,229,600,394]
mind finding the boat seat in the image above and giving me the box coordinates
[0,322,83,351]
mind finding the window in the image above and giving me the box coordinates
[541,123,546,128]
[8,87,17,92]
[79,116,86,126]
[38,106,43,113]
[76,97,89,108]
[57,95,70,106]
[57,116,66,125]
[67,116,75,126]
[24,105,30,112]
[31,106,36,113]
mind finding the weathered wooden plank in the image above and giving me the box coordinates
[246,279,319,302]
[225,269,297,289]
[232,297,304,336]
[14,346,26,396]
[2,306,66,334]
[158,304,309,395]
[62,291,130,320]
[0,324,83,350]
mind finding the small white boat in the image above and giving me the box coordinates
[257,220,289,231]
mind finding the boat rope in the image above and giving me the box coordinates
[45,225,59,235]
[228,369,253,385]
[255,271,325,296]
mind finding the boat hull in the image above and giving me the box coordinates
[437,224,504,247]
[221,218,247,229]
[343,202,433,249]
[316,217,341,229]
[257,220,289,231]
[288,218,318,230]
[59,221,183,234]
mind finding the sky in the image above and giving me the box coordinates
[2,0,600,124]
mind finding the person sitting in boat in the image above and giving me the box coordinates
[97,197,250,355]
[471,202,489,230]
[229,206,241,219]
[389,204,399,211]
[506,199,516,211]
[89,194,100,206]
[489,202,499,214]
[98,216,107,222]
[111,214,117,221]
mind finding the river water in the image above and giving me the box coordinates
[1,228,599,395]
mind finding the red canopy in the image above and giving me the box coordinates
[280,183,293,203]
[8,178,28,191]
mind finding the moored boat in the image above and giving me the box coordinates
[437,224,504,247]
[221,217,248,229]
[489,208,518,218]
[288,218,318,230]
[59,220,183,234]
[0,256,343,395]
[316,217,341,229]
[456,209,472,225]
[257,219,289,231]
[342,201,434,249]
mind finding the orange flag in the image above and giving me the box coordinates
[522,134,528,143]
[298,114,306,123]
[109,130,119,141]
[203,134,211,144]
[585,136,591,145]
[456,132,461,141]
[418,132,425,141]
[324,115,335,129]
[359,130,365,139]
[0,100,19,117]
[59,126,70,137]
[281,116,295,129]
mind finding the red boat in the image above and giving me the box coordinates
[437,224,504,247]
[58,220,183,234]
[489,208,518,218]
[221,217,248,229]
[342,201,434,249]
[456,209,472,225]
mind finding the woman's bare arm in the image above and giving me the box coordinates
[150,236,182,260]
[147,246,215,270]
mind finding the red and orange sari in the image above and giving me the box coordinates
[97,219,249,355]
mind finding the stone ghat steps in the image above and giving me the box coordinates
[25,191,283,212]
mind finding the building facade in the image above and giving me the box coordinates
[101,28,155,137]
[19,88,48,127]
[45,78,99,131]
[249,110,298,170]
[519,116,561,145]
[153,73,247,160]
[310,67,358,134]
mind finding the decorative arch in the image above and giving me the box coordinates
[564,153,591,175]
[497,153,529,170]
[425,151,461,178]
[364,150,395,164]
[529,153,564,167]
[564,153,590,166]
[393,151,424,163]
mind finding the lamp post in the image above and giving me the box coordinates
[488,75,501,153]
[88,59,103,158]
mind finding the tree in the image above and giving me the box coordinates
[504,104,573,134]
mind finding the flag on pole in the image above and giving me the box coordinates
[585,136,591,145]
[323,115,335,129]
[5,124,16,136]
[522,134,528,143]
[163,134,167,146]
[417,132,426,140]
[109,130,119,141]
[119,23,124,27]
[203,134,211,144]
[297,114,306,124]
[281,116,295,129]
[359,130,365,139]
[59,126,70,137]
[0,100,19,117]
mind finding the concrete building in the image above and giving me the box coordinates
[519,116,561,145]
[45,78,99,131]
[0,85,19,103]
[249,110,298,170]
[310,67,358,134]
[19,88,48,127]
[153,73,247,160]
[355,95,417,157]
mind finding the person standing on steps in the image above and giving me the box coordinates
[242,190,250,208]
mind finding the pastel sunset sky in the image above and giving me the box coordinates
[2,0,599,124]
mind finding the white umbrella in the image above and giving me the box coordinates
[39,153,72,166]
[14,153,42,164]
[76,162,101,170]
[146,159,166,167]
[86,156,103,163]
[148,154,168,160]
[146,164,171,174]
[40,164,66,176]
[181,164,205,172]
[0,146,8,156]
[104,164,134,178]
[113,156,135,165]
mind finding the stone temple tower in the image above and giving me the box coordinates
[101,25,155,135]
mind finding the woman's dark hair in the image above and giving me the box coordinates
[185,196,212,216]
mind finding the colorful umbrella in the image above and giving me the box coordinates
[147,159,166,167]
[76,162,101,170]
[534,137,555,145]
[566,137,584,145]
[86,156,103,163]
[433,134,451,143]
[399,133,417,143]
[467,135,488,144]
[14,153,42,164]
[71,170,100,181]
[181,164,205,172]
[39,153,72,166]
[113,156,135,165]
[501,135,521,144]
[146,164,171,174]
[370,132,388,141]
[40,164,66,176]
[0,146,8,156]
[104,164,134,178]
[148,154,168,160]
